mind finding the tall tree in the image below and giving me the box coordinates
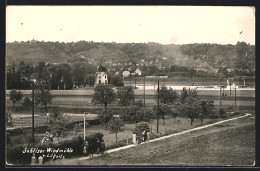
[71,63,86,87]
[177,96,200,125]
[6,112,14,127]
[9,90,23,110]
[156,86,178,104]
[91,84,116,109]
[100,108,114,129]
[199,100,214,122]
[108,117,124,144]
[45,107,71,143]
[73,123,83,135]
[178,88,200,125]
[35,61,50,81]
[110,75,124,87]
[85,74,96,87]
[117,86,135,107]
[35,81,53,113]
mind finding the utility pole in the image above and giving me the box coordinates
[134,75,136,89]
[219,79,222,118]
[83,113,86,144]
[143,76,145,109]
[157,81,160,134]
[32,80,35,144]
[229,77,231,96]
[235,83,237,106]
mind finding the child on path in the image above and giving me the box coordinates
[147,131,150,142]
[132,134,137,145]
[31,154,37,165]
[38,155,44,165]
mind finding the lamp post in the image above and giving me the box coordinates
[31,79,36,144]
[229,77,232,96]
[219,77,222,118]
[143,76,145,109]
[235,82,237,106]
[157,81,160,134]
[83,113,86,144]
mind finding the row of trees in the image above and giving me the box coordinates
[6,61,124,90]
[156,86,214,125]
[9,81,53,112]
[7,83,215,146]
[91,84,214,126]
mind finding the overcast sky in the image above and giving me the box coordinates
[6,6,255,45]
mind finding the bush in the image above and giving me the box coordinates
[133,122,150,135]
[85,132,104,153]
[22,97,32,108]
[6,144,32,165]
[6,136,85,165]
[110,76,124,86]
[121,107,153,123]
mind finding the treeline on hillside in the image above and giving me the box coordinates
[6,61,124,90]
[180,42,255,71]
[7,60,217,90]
[6,41,255,74]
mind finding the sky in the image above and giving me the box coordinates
[6,6,255,45]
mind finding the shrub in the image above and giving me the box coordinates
[133,122,150,135]
[22,97,32,108]
[121,107,153,123]
[6,136,85,165]
[85,132,104,153]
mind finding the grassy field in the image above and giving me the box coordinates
[8,113,221,147]
[49,116,255,166]
[6,88,255,114]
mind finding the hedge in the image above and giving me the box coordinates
[6,136,84,165]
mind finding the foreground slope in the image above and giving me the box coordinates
[50,117,255,166]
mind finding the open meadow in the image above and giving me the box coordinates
[6,88,255,114]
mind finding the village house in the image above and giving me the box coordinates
[122,70,130,78]
[135,68,142,76]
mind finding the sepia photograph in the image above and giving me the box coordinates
[5,5,255,166]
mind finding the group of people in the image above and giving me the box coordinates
[83,139,105,157]
[31,154,44,165]
[41,132,54,144]
[132,130,150,145]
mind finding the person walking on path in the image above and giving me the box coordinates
[88,142,94,157]
[147,131,150,142]
[83,145,87,156]
[38,155,44,165]
[100,140,105,154]
[96,140,101,154]
[143,130,147,142]
[31,154,37,165]
[132,134,137,145]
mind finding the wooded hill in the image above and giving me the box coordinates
[6,41,255,73]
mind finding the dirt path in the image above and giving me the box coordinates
[47,114,255,166]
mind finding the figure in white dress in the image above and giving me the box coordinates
[132,134,137,145]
